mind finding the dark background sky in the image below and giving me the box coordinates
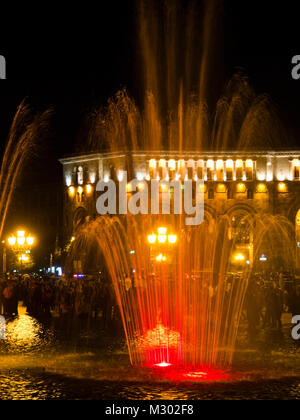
[0,0,300,184]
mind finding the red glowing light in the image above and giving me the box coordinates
[150,366,230,383]
[140,324,181,366]
[154,362,172,367]
[184,371,208,378]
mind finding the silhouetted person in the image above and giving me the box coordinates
[2,283,16,317]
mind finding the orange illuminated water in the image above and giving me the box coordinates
[69,0,293,372]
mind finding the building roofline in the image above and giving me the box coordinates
[59,149,300,164]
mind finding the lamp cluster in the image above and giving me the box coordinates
[148,227,177,245]
[8,231,34,247]
[147,227,177,263]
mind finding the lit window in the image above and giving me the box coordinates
[236,160,243,180]
[206,160,214,181]
[86,184,93,195]
[226,160,234,181]
[159,159,166,179]
[216,160,224,181]
[168,160,176,171]
[245,160,253,180]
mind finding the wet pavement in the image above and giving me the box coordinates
[0,305,299,400]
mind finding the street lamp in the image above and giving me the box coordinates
[234,253,245,262]
[147,227,178,246]
[7,230,35,272]
[147,227,177,263]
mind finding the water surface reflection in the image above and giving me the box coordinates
[0,306,299,400]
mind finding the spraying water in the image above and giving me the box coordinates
[0,100,51,241]
[69,0,292,371]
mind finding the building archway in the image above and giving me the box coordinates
[225,204,257,268]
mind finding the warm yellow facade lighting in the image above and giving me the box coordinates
[206,160,214,169]
[168,160,176,171]
[257,183,267,193]
[237,183,246,193]
[278,182,287,193]
[217,183,226,193]
[86,184,93,194]
[68,186,75,197]
[149,159,157,168]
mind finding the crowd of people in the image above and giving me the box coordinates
[0,274,119,329]
[243,273,300,339]
[0,272,299,340]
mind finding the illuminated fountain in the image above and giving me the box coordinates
[68,0,294,375]
[70,214,251,368]
[0,101,51,240]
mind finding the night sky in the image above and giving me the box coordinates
[0,0,300,185]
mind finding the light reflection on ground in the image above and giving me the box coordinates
[0,304,299,399]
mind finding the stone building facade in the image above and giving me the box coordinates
[60,150,300,273]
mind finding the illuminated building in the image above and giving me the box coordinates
[60,150,300,271]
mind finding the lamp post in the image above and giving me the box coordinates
[2,240,6,274]
[232,252,246,274]
[7,230,35,273]
[147,227,178,264]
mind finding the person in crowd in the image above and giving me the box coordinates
[2,282,17,317]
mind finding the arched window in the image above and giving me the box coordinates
[236,160,243,180]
